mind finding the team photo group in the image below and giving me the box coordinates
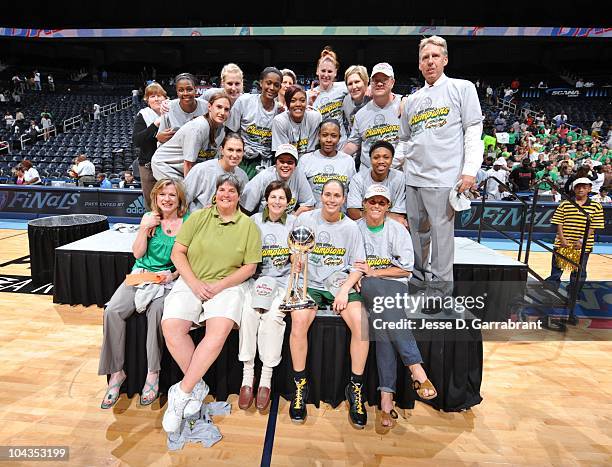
[99,34,485,434]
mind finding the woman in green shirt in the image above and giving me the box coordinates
[99,178,189,409]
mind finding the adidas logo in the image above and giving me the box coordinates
[126,196,145,215]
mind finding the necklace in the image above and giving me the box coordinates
[163,218,179,234]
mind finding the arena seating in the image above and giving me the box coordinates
[0,89,142,181]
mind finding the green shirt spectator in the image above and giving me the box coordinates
[134,212,191,272]
[535,168,559,191]
[483,134,496,152]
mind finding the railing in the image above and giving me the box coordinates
[100,102,118,117]
[477,175,591,330]
[18,125,59,148]
[63,114,83,133]
[119,97,132,110]
[496,96,517,116]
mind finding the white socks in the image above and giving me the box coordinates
[242,359,255,387]
[260,365,273,388]
[241,360,274,388]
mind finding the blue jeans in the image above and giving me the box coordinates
[546,249,589,298]
[361,277,423,394]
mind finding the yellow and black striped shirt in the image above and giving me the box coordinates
[551,200,605,252]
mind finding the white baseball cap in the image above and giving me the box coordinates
[572,177,593,189]
[274,143,299,162]
[363,184,391,203]
[251,276,278,310]
[371,63,394,78]
[494,157,507,168]
[448,182,472,212]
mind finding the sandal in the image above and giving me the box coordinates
[412,378,438,400]
[379,408,398,431]
[101,374,127,409]
[140,372,159,406]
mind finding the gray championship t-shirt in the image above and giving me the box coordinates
[226,93,279,161]
[158,98,209,134]
[356,218,413,284]
[240,166,316,214]
[184,159,249,211]
[343,94,371,135]
[346,168,406,214]
[152,117,225,178]
[348,95,401,171]
[271,110,321,158]
[308,82,349,144]
[400,74,483,187]
[297,150,356,208]
[294,209,365,290]
[251,212,296,288]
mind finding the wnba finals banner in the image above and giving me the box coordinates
[0,185,145,220]
[456,201,612,240]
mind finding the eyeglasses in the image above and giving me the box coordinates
[366,198,389,206]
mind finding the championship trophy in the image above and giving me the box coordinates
[279,226,316,312]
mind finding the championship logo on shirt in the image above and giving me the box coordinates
[317,96,343,121]
[311,165,349,193]
[364,242,392,269]
[409,97,450,135]
[261,233,291,269]
[294,138,309,156]
[197,148,217,162]
[309,230,346,267]
[363,113,400,145]
[245,123,273,147]
[286,197,298,213]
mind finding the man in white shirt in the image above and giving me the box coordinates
[399,35,483,286]
[70,154,96,186]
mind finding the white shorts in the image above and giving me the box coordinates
[162,276,248,326]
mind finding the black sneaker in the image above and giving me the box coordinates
[289,378,308,424]
[345,381,367,429]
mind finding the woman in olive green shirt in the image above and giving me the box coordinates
[99,178,189,409]
[160,173,262,433]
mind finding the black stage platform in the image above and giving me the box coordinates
[55,230,527,412]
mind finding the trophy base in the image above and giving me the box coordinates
[279,298,316,313]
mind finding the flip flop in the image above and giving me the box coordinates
[101,374,127,409]
[140,373,159,406]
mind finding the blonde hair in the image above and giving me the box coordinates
[419,35,448,57]
[317,45,339,70]
[143,82,167,102]
[149,178,188,218]
[221,63,243,83]
[344,65,369,86]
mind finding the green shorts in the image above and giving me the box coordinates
[239,157,262,180]
[307,287,364,309]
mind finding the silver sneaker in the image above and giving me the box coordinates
[183,379,210,417]
[162,382,192,433]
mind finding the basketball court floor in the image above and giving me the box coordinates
[0,225,610,466]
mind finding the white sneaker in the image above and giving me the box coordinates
[162,382,192,433]
[184,380,210,417]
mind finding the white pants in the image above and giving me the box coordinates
[238,282,286,368]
